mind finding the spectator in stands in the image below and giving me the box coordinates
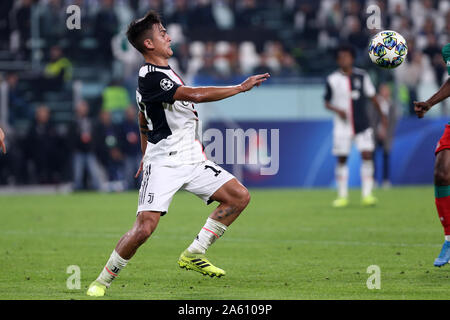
[190,0,217,29]
[424,33,447,87]
[253,54,273,75]
[94,0,119,64]
[236,0,259,28]
[94,110,123,189]
[278,52,300,77]
[197,55,220,78]
[101,80,131,123]
[11,0,32,60]
[0,1,13,51]
[43,45,73,91]
[5,72,29,125]
[395,46,425,116]
[166,0,190,30]
[25,105,57,184]
[69,100,103,191]
[38,0,66,45]
[118,106,141,190]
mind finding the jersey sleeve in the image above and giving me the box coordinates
[442,43,450,76]
[138,71,181,105]
[324,78,332,102]
[363,72,376,98]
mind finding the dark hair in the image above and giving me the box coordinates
[335,44,356,59]
[126,10,162,53]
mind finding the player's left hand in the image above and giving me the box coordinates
[414,101,431,118]
[135,159,143,178]
[239,73,270,92]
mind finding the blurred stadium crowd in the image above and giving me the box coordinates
[0,0,449,189]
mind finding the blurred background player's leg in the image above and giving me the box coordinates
[361,151,376,206]
[332,130,351,207]
[334,156,349,207]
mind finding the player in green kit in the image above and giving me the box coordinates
[414,43,450,266]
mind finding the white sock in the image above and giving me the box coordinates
[361,160,374,197]
[336,163,349,198]
[445,235,450,242]
[96,250,129,287]
[187,218,227,254]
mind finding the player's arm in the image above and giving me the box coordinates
[135,111,149,178]
[370,96,388,128]
[173,73,270,103]
[323,79,346,120]
[324,101,347,120]
[414,78,450,118]
[0,127,6,154]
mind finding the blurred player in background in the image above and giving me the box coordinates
[324,45,387,208]
[87,11,270,297]
[414,43,450,267]
[372,83,398,188]
[0,127,6,154]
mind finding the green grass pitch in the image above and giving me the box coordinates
[1,186,449,300]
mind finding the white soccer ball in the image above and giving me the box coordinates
[368,30,408,69]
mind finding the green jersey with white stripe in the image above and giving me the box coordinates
[443,43,450,75]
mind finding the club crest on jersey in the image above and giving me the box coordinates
[147,193,154,204]
[160,78,174,91]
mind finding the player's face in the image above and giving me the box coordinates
[337,51,354,70]
[149,23,173,58]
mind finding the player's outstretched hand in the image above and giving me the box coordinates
[0,127,6,154]
[414,101,431,118]
[239,73,270,92]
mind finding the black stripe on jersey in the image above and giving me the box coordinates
[146,102,172,144]
[349,72,369,134]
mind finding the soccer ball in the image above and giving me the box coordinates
[368,30,408,69]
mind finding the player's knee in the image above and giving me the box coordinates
[233,186,250,211]
[434,166,450,185]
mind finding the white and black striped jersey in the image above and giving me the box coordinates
[136,63,205,165]
[324,67,376,134]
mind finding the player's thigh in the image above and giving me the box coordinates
[355,128,375,156]
[137,162,186,215]
[434,149,450,185]
[333,132,352,157]
[183,160,235,205]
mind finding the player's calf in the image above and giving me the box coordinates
[433,150,450,266]
[209,179,251,226]
[87,211,160,296]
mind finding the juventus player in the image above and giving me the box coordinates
[324,45,387,208]
[87,11,269,296]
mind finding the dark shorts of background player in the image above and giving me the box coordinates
[435,124,450,155]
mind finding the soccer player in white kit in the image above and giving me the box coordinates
[87,11,270,297]
[324,45,387,208]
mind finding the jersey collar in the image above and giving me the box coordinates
[146,62,171,70]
